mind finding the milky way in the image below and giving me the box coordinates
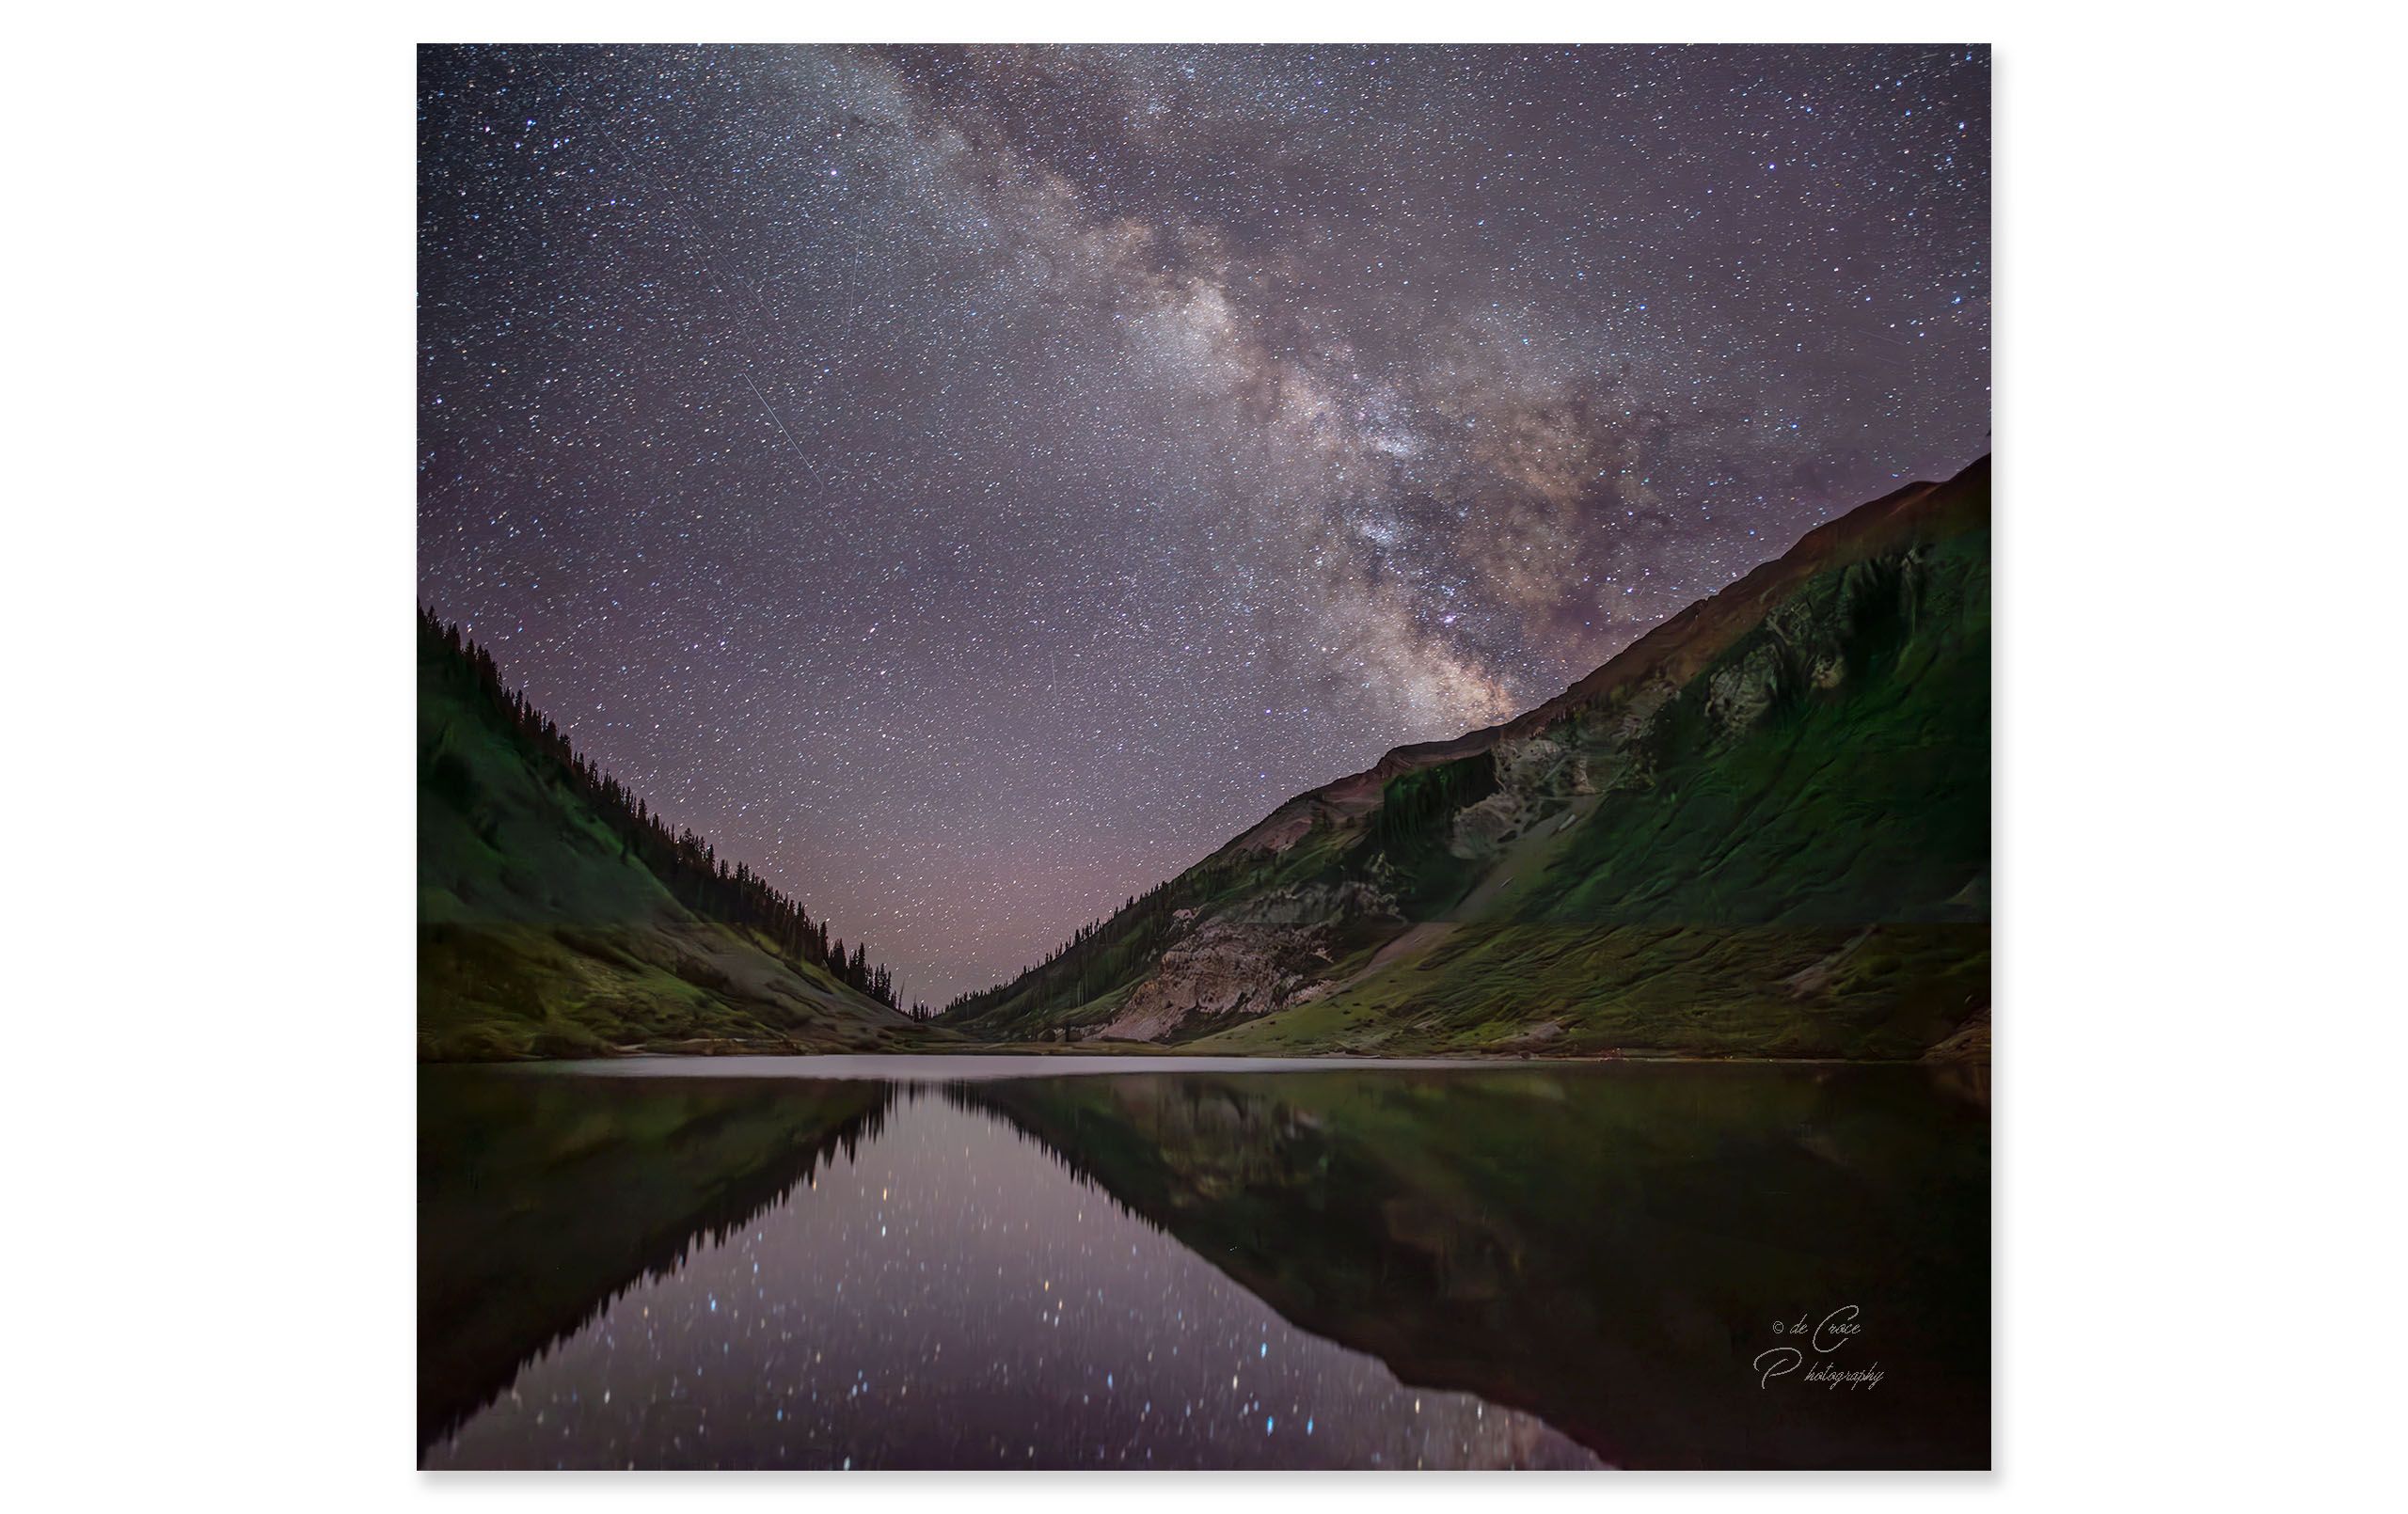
[418,43,1990,1002]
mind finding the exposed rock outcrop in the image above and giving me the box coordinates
[1096,918,1333,1041]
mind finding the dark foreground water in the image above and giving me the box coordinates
[420,1058,1988,1470]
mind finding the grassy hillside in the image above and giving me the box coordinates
[418,621,928,1059]
[943,458,1991,1058]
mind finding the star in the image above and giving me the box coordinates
[419,42,1990,1003]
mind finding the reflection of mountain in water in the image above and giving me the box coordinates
[420,1065,1986,1469]
[958,1065,1988,1469]
[416,1071,894,1451]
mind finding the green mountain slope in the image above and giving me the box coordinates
[943,457,1990,1059]
[418,619,927,1059]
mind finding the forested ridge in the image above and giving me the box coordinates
[420,608,903,1011]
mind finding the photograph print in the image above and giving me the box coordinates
[418,41,1991,1471]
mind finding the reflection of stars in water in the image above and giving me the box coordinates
[427,1088,1597,1470]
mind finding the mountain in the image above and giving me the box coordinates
[417,614,927,1059]
[942,456,1991,1059]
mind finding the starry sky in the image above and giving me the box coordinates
[418,43,1990,1004]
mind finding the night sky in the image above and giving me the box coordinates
[418,43,1990,1003]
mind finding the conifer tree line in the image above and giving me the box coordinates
[1365,749,1498,853]
[420,607,900,1009]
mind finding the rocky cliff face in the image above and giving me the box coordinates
[1095,919,1329,1040]
[1088,879,1403,1041]
[943,457,1991,1057]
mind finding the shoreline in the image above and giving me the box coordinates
[422,1041,1984,1071]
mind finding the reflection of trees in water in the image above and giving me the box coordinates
[417,1074,895,1456]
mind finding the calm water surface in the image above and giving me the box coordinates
[420,1057,1988,1470]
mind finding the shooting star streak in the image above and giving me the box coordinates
[742,371,804,462]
